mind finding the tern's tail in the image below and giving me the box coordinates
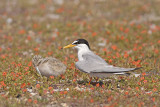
[113,72,130,76]
[113,67,142,76]
[110,67,142,73]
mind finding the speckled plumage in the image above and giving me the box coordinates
[32,55,66,77]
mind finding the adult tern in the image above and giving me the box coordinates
[63,39,140,84]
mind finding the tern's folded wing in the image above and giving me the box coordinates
[76,52,139,73]
[90,66,139,73]
[75,52,111,73]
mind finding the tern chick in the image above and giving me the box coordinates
[32,55,66,77]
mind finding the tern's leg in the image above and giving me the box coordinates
[89,77,92,85]
[95,77,99,83]
[36,67,42,77]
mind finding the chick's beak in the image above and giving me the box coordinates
[63,44,76,49]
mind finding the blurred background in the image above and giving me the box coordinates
[0,0,160,56]
[1,0,160,21]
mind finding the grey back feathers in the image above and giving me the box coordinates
[75,51,140,78]
[32,55,66,77]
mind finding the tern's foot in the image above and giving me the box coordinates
[88,77,92,85]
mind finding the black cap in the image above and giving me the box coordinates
[72,39,90,49]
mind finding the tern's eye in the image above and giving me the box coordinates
[74,42,78,44]
[72,41,79,45]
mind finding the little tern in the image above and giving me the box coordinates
[63,39,140,84]
[32,55,66,77]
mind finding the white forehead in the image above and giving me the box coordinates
[72,40,78,44]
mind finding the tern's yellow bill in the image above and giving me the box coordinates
[63,44,76,49]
